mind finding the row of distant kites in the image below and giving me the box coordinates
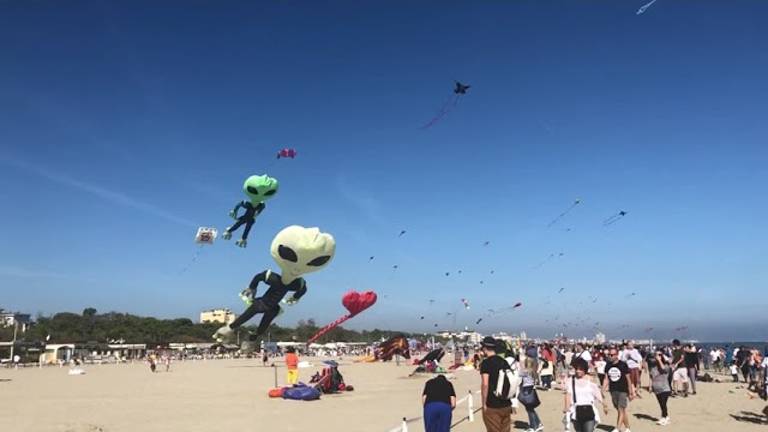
[362,198,630,328]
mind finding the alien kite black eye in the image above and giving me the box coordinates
[278,245,298,263]
[263,189,276,196]
[246,186,259,195]
[307,255,331,266]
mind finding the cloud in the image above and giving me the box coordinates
[1,157,197,228]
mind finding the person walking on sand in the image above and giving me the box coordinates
[480,337,515,432]
[565,358,606,432]
[285,347,299,385]
[684,344,699,395]
[603,347,635,432]
[621,342,643,397]
[422,374,456,432]
[649,349,672,426]
[670,339,689,396]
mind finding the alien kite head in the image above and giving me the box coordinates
[243,174,279,204]
[270,225,335,281]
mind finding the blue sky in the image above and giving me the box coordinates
[1,1,766,341]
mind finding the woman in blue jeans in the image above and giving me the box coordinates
[422,374,456,432]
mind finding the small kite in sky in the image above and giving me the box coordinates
[445,272,450,276]
[558,287,565,294]
[513,302,522,309]
[636,0,659,15]
[547,199,581,228]
[392,264,399,270]
[475,318,483,325]
[421,81,471,129]
[368,256,375,262]
[398,230,407,237]
[483,241,490,246]
[603,210,628,226]
[460,298,470,309]
[489,270,494,274]
[276,148,297,159]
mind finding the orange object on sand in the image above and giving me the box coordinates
[268,387,285,398]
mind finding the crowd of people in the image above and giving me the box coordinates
[421,337,768,432]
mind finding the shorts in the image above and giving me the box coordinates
[286,369,299,385]
[673,367,689,383]
[610,391,629,409]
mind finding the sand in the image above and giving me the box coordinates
[1,358,766,432]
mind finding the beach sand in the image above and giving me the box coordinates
[1,359,766,432]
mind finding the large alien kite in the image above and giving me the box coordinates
[421,81,470,129]
[222,174,279,248]
[213,225,335,347]
[307,290,377,344]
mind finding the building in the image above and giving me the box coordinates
[519,331,527,341]
[200,309,236,324]
[436,330,483,344]
[595,332,606,344]
[0,309,32,332]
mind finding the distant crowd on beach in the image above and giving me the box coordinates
[420,338,768,432]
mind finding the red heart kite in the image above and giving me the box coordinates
[342,290,377,316]
[307,290,377,344]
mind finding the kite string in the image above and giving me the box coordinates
[307,313,353,344]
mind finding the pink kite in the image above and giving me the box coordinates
[277,148,297,159]
[307,290,377,344]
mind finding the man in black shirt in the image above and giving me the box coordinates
[602,347,635,432]
[422,374,456,431]
[479,337,515,432]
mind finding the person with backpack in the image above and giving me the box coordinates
[480,337,518,432]
[422,374,456,432]
[564,358,605,432]
[518,370,543,432]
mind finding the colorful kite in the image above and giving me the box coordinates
[276,148,297,159]
[307,290,377,344]
[222,174,279,248]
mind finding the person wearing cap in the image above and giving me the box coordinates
[480,336,515,432]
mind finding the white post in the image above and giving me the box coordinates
[468,390,475,422]
[401,417,408,432]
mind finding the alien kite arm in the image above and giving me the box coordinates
[285,279,307,303]
[229,201,246,219]
[248,270,269,292]
[228,271,270,329]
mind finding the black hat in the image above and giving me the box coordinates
[481,336,497,349]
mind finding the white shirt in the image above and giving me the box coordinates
[574,350,592,363]
[622,348,642,369]
[709,350,719,362]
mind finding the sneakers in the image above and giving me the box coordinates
[535,426,544,432]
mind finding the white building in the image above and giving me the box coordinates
[595,332,606,344]
[199,309,236,324]
[0,310,31,332]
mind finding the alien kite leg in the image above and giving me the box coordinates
[222,174,279,248]
[213,225,336,344]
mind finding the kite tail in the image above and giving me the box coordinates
[307,314,353,344]
[420,95,458,129]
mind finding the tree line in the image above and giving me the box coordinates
[0,308,419,345]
